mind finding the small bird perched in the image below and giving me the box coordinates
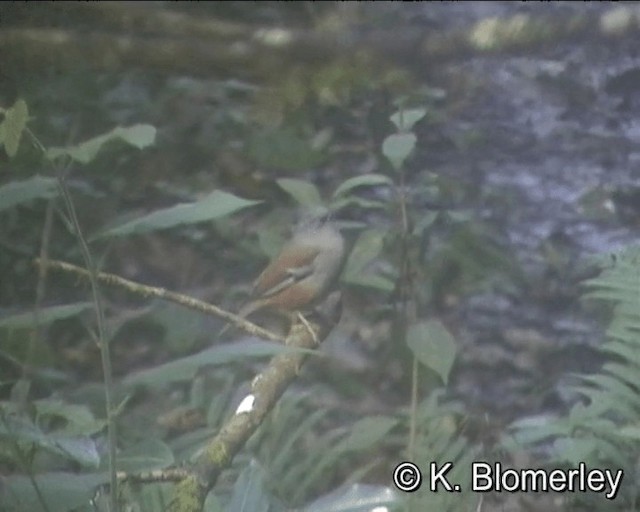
[236,217,345,324]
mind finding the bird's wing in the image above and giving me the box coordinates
[253,244,320,296]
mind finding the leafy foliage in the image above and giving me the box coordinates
[46,125,156,164]
[0,54,492,512]
[2,472,109,512]
[407,320,457,385]
[123,341,300,387]
[504,246,640,509]
[99,190,262,238]
[407,391,481,512]
[0,99,29,157]
[0,176,58,212]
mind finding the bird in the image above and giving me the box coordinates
[223,216,345,336]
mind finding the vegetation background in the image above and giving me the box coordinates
[1,3,640,511]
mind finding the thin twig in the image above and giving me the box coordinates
[54,176,119,512]
[1,400,52,512]
[23,199,55,382]
[24,124,121,510]
[35,258,285,343]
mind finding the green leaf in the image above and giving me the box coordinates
[342,416,398,451]
[227,460,275,512]
[344,273,395,292]
[257,219,288,259]
[0,414,47,445]
[1,99,29,157]
[204,494,224,512]
[247,127,327,170]
[341,229,395,291]
[149,302,207,353]
[0,302,93,329]
[382,133,416,170]
[406,320,457,384]
[553,437,598,466]
[124,341,304,387]
[115,124,156,149]
[390,107,427,131]
[270,409,326,475]
[49,436,101,469]
[0,405,102,468]
[34,400,104,436]
[276,178,323,207]
[413,211,439,236]
[446,210,474,223]
[332,174,393,198]
[99,190,261,237]
[505,414,567,445]
[0,472,108,512]
[617,425,640,440]
[330,196,386,212]
[118,439,174,473]
[305,484,397,512]
[46,124,156,164]
[0,176,58,212]
[342,229,385,277]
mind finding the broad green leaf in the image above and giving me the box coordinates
[124,341,304,387]
[33,399,105,436]
[330,196,386,212]
[150,302,207,353]
[618,425,640,440]
[276,178,323,207]
[341,229,395,291]
[227,460,275,512]
[49,436,101,469]
[100,190,261,237]
[305,484,397,512]
[270,409,326,474]
[257,219,288,259]
[505,415,567,445]
[344,273,395,292]
[0,176,58,212]
[390,107,427,131]
[0,411,101,468]
[342,229,385,276]
[553,437,598,466]
[0,302,93,329]
[118,439,174,473]
[0,472,108,512]
[114,123,156,149]
[332,174,393,198]
[446,210,474,223]
[406,320,457,384]
[204,494,224,512]
[413,211,439,236]
[0,414,47,444]
[382,133,416,170]
[342,416,398,451]
[46,124,156,164]
[34,400,104,436]
[1,98,29,157]
[247,127,327,170]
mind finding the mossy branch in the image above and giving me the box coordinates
[36,257,329,511]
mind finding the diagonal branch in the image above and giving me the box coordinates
[36,257,335,511]
[175,320,324,511]
[34,258,285,343]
